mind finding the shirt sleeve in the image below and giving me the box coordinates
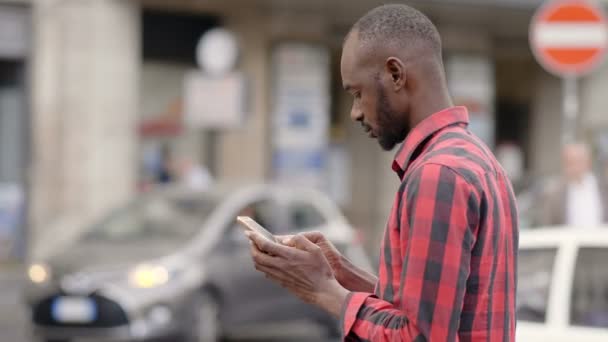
[341,164,479,341]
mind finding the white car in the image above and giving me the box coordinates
[517,228,608,341]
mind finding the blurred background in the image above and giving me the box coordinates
[0,0,607,341]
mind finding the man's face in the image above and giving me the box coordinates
[562,145,590,182]
[340,32,410,151]
[374,83,411,150]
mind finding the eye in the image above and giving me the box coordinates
[354,91,361,99]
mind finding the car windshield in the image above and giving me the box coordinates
[80,192,220,243]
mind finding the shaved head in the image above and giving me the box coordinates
[349,4,442,58]
[341,4,451,151]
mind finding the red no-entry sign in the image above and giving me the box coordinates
[530,0,608,77]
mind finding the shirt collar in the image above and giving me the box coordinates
[392,106,469,177]
[569,172,598,189]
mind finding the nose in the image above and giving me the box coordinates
[350,102,363,122]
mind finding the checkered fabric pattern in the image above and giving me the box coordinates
[341,107,519,341]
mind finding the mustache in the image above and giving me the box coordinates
[360,121,372,132]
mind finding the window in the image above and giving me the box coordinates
[288,201,326,232]
[571,247,608,328]
[81,194,219,243]
[516,248,557,323]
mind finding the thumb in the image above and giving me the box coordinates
[276,235,296,247]
[292,234,320,253]
[300,230,325,244]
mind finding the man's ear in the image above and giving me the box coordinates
[385,57,405,91]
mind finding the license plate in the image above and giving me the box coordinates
[51,296,97,323]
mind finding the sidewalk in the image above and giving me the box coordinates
[0,263,29,342]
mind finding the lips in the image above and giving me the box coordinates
[362,124,375,138]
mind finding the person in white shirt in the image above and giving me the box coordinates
[176,157,214,191]
[538,143,605,227]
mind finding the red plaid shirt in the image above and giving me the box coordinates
[341,107,518,341]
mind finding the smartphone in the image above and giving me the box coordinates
[236,216,278,243]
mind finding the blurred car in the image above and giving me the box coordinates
[23,184,373,342]
[517,227,608,341]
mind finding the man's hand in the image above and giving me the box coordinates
[279,231,378,293]
[246,231,349,318]
[279,231,345,281]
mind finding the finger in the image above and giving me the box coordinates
[300,230,324,243]
[292,234,322,253]
[274,235,296,246]
[280,237,296,247]
[246,231,264,251]
[248,231,303,258]
[250,243,284,269]
[274,235,291,241]
[256,265,309,295]
[255,264,295,286]
[245,231,268,251]
[277,235,295,247]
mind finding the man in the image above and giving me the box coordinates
[175,157,214,191]
[600,156,608,223]
[538,142,605,226]
[245,4,518,341]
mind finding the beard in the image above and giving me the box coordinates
[375,84,409,151]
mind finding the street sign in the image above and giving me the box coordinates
[530,0,608,143]
[530,0,608,77]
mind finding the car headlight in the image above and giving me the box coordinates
[128,264,170,289]
[28,263,51,284]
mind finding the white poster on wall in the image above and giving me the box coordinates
[183,71,246,129]
[272,44,330,189]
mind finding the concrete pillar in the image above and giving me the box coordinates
[530,71,562,177]
[581,63,608,129]
[215,10,269,181]
[30,0,139,257]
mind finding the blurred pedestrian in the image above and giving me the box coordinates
[496,141,525,191]
[244,4,518,341]
[599,156,608,223]
[538,142,604,226]
[176,157,213,191]
[156,144,174,184]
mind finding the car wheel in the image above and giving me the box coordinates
[187,292,221,342]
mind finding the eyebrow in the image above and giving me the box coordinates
[343,84,352,92]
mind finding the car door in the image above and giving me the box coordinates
[565,246,608,341]
[285,194,354,259]
[208,194,292,327]
[277,195,337,322]
[516,246,560,341]
[286,198,328,234]
[287,192,375,275]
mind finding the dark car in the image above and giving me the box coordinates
[24,184,372,342]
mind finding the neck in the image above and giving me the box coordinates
[408,72,453,128]
[571,172,590,184]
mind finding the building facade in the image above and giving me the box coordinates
[2,0,608,259]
